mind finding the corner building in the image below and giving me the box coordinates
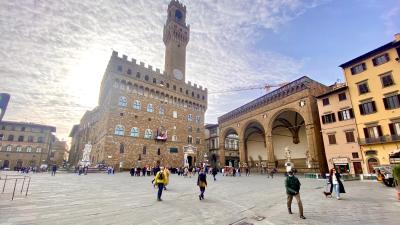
[72,0,208,169]
[0,121,56,169]
[316,84,364,175]
[340,34,400,173]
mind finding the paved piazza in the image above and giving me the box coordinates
[1,172,399,225]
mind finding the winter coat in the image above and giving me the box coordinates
[163,168,170,185]
[154,171,166,185]
[329,172,346,193]
[285,175,301,195]
[212,168,218,175]
[197,172,207,188]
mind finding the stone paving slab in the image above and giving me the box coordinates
[0,172,399,225]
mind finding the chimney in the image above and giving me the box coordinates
[395,33,400,42]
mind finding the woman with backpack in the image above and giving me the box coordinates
[154,167,166,201]
[197,168,208,200]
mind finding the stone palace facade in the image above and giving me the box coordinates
[69,0,208,169]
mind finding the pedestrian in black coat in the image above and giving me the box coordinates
[329,168,346,199]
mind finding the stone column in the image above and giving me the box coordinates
[239,138,246,164]
[305,123,319,172]
[266,133,275,168]
[219,135,225,167]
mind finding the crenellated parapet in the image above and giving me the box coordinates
[108,51,207,96]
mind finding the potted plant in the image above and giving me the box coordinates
[393,165,400,200]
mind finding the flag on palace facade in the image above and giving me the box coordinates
[0,93,10,121]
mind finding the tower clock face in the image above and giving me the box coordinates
[175,9,182,20]
[173,69,183,80]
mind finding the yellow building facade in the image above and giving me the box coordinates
[340,34,400,173]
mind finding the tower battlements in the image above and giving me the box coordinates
[110,50,206,93]
[168,0,186,12]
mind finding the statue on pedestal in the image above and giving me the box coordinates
[284,146,294,173]
[285,146,291,162]
[81,142,92,167]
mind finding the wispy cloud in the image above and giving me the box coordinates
[382,0,400,36]
[0,0,325,140]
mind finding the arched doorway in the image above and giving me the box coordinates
[3,160,9,168]
[224,129,240,167]
[244,121,266,168]
[187,156,193,167]
[367,157,379,173]
[271,111,307,169]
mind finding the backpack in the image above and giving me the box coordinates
[158,171,164,180]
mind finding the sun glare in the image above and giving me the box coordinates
[66,48,110,108]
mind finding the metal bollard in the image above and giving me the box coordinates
[25,177,31,197]
[12,179,17,200]
[21,176,26,194]
[2,175,7,193]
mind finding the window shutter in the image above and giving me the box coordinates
[372,58,377,66]
[362,63,366,70]
[351,67,355,75]
[349,108,354,118]
[359,104,365,115]
[363,128,370,138]
[321,116,325,124]
[371,101,377,112]
[385,53,390,61]
[377,125,383,137]
[389,123,395,135]
[332,114,336,122]
[338,112,343,121]
[383,97,389,109]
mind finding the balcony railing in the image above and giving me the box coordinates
[358,135,400,145]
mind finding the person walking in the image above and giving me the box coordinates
[285,170,306,219]
[154,167,166,201]
[329,168,345,200]
[197,168,207,200]
[51,164,57,176]
[212,167,218,181]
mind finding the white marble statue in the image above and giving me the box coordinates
[284,146,291,162]
[81,142,92,166]
[184,153,188,167]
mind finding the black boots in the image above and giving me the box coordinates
[288,208,293,214]
[300,215,306,219]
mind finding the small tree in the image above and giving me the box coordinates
[393,165,400,190]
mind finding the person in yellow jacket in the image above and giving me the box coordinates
[163,167,170,190]
[155,167,166,201]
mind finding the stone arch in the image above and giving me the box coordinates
[127,82,133,92]
[120,80,127,90]
[138,86,144,95]
[133,84,138,94]
[155,90,160,99]
[150,89,155,98]
[242,120,267,168]
[222,127,240,167]
[269,109,308,170]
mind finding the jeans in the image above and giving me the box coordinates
[287,193,304,216]
[333,184,340,198]
[157,183,164,200]
[200,187,205,198]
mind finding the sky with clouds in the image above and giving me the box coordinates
[0,0,399,142]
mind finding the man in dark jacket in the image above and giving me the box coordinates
[285,170,305,219]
